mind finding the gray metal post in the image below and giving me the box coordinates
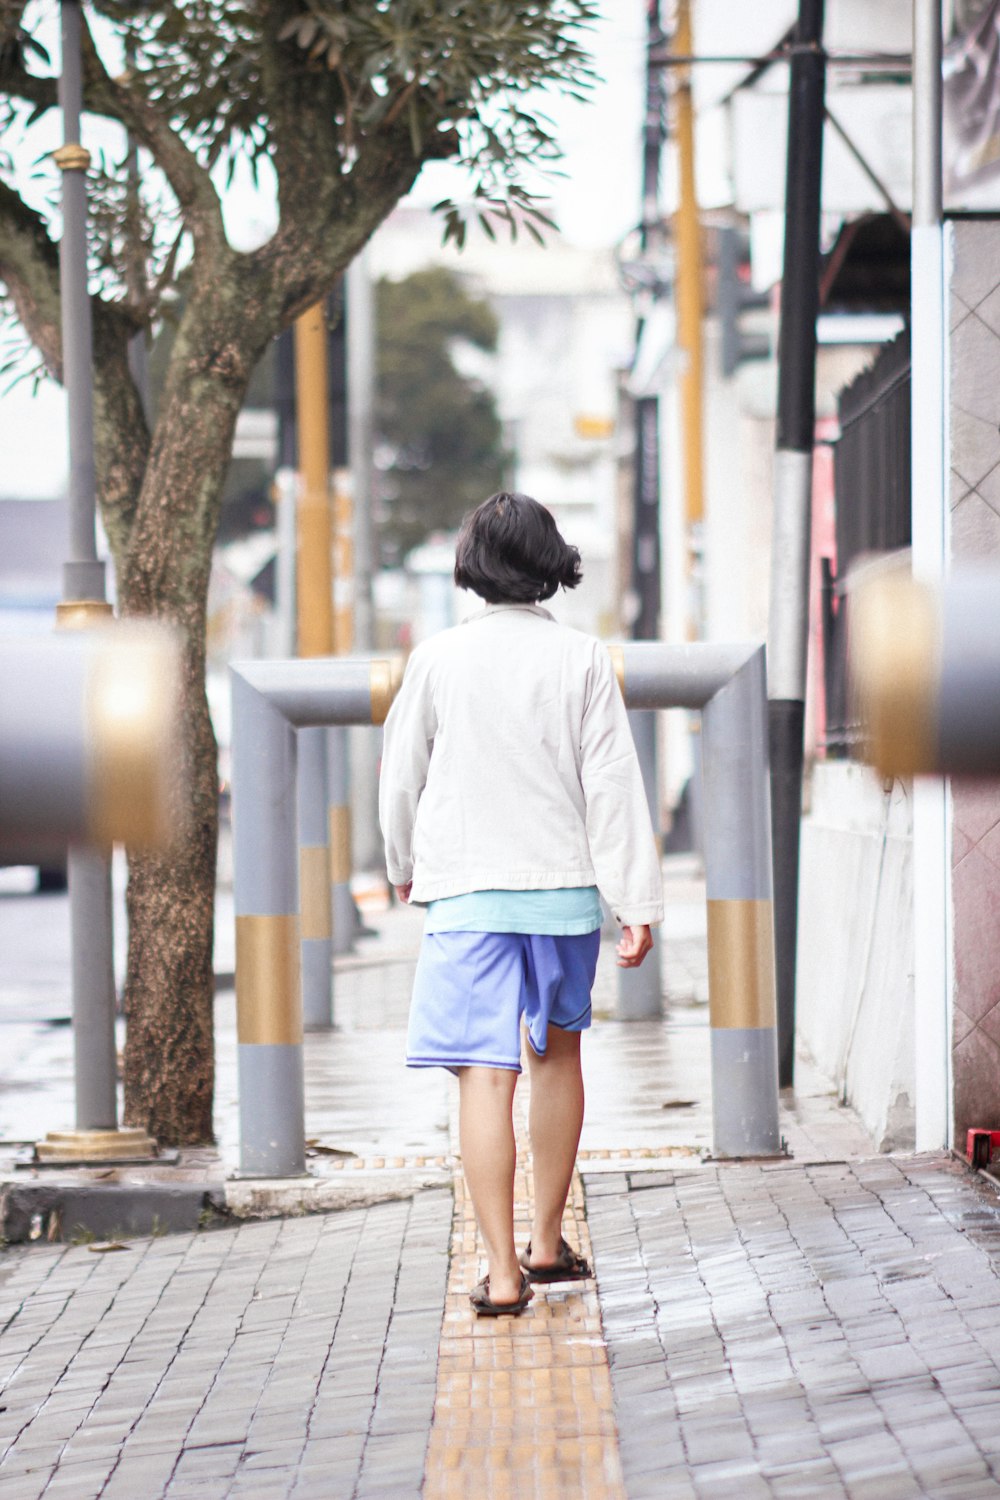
[297,727,333,1029]
[617,709,663,1018]
[768,0,827,1089]
[701,648,780,1155]
[57,0,117,1137]
[614,641,782,1159]
[346,252,383,876]
[347,250,375,655]
[327,725,355,955]
[230,657,393,1176]
[231,671,303,1178]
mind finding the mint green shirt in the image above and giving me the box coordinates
[424,886,603,936]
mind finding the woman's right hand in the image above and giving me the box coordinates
[395,882,413,904]
[616,924,653,967]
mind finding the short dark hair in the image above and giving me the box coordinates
[453,492,583,604]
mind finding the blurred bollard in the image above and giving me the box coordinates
[0,624,181,1161]
[850,568,1000,777]
[0,625,181,853]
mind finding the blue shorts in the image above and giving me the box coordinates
[407,929,601,1073]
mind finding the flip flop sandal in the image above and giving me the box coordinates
[519,1237,593,1284]
[469,1272,534,1317]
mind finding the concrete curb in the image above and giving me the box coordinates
[0,1181,228,1245]
[0,1168,453,1244]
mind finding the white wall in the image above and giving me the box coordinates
[796,761,915,1150]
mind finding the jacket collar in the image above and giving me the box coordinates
[474,603,555,623]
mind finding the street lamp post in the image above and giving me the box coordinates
[46,0,155,1160]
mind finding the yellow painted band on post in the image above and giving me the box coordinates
[56,600,114,631]
[85,627,180,848]
[850,573,939,777]
[370,658,395,726]
[53,143,91,171]
[607,645,625,697]
[299,846,331,940]
[706,899,777,1029]
[329,805,352,885]
[235,914,302,1045]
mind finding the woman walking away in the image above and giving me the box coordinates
[379,492,663,1316]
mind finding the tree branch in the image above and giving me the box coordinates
[79,17,228,261]
[0,177,147,547]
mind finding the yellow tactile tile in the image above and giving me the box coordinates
[424,1078,626,1499]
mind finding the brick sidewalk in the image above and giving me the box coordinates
[586,1154,1000,1500]
[0,1193,451,1498]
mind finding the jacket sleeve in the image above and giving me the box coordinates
[580,645,664,926]
[378,646,437,887]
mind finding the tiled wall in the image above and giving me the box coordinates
[949,221,1000,1138]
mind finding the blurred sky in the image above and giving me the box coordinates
[0,0,649,500]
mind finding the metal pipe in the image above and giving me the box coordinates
[767,0,827,1091]
[327,725,355,956]
[617,710,663,1019]
[230,656,397,1176]
[297,727,333,1029]
[615,641,781,1157]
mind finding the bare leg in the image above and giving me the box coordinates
[457,1065,523,1305]
[526,1024,584,1266]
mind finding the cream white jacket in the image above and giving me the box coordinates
[378,603,664,926]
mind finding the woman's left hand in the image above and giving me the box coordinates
[395,882,413,904]
[616,924,653,967]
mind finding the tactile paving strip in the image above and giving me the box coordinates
[423,1085,627,1499]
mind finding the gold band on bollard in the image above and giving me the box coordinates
[607,645,625,697]
[706,899,777,1029]
[236,914,302,1044]
[53,143,92,172]
[850,573,939,777]
[299,846,332,940]
[329,805,352,885]
[85,626,180,848]
[370,658,395,726]
[56,600,114,631]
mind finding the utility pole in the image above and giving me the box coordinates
[45,0,153,1160]
[294,304,335,1024]
[910,0,949,1149]
[618,0,666,1022]
[346,248,383,880]
[767,0,826,1089]
[673,0,706,618]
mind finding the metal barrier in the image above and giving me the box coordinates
[230,658,394,1176]
[851,569,1000,777]
[0,625,179,853]
[612,642,780,1159]
[230,640,780,1176]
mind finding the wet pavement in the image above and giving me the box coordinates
[3,857,1000,1495]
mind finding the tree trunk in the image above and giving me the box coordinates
[118,273,263,1144]
[122,630,217,1144]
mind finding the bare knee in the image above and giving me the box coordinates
[528,1024,581,1073]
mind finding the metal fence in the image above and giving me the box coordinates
[824,328,912,754]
